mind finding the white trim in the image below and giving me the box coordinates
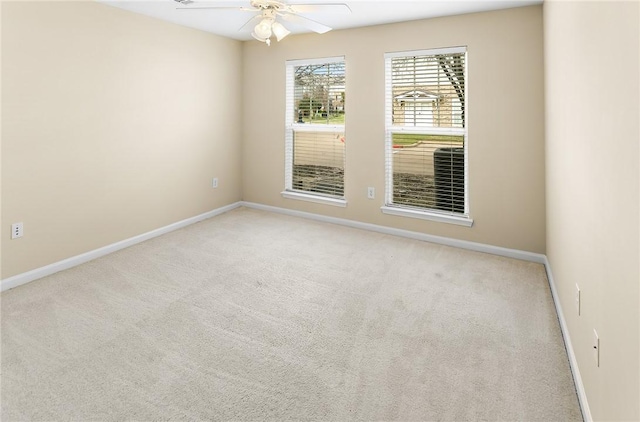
[242,201,542,263]
[284,63,294,191]
[0,202,242,292]
[384,46,467,59]
[387,126,466,136]
[384,47,469,217]
[291,124,344,132]
[281,191,347,207]
[284,57,346,196]
[381,205,473,227]
[543,257,592,422]
[463,51,470,215]
[384,57,393,205]
[286,56,345,67]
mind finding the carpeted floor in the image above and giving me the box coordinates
[1,207,582,421]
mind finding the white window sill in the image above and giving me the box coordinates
[281,191,347,208]
[381,205,473,227]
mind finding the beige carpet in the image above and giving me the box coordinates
[1,207,582,421]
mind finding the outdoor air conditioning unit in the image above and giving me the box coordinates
[434,147,464,213]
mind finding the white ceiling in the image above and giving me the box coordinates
[98,0,542,41]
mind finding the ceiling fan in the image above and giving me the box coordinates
[175,0,351,45]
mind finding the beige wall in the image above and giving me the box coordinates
[3,1,639,417]
[544,1,639,420]
[1,1,243,278]
[242,6,546,253]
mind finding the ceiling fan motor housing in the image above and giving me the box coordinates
[250,0,288,12]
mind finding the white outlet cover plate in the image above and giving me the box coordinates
[11,222,24,239]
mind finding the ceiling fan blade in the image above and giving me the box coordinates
[288,3,351,14]
[176,6,255,11]
[281,13,331,34]
[238,14,262,31]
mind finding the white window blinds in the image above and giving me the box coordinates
[384,47,468,216]
[285,57,346,199]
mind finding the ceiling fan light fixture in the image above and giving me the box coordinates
[271,21,290,42]
[251,31,269,45]
[254,18,273,40]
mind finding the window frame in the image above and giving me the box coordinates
[382,46,472,227]
[282,56,347,207]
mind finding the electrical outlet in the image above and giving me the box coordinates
[575,284,581,316]
[212,177,219,189]
[593,329,599,367]
[367,187,375,199]
[11,222,24,239]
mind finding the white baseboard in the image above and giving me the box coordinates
[240,201,546,264]
[1,202,242,292]
[543,257,592,422]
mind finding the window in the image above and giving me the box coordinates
[284,57,346,207]
[383,47,471,226]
